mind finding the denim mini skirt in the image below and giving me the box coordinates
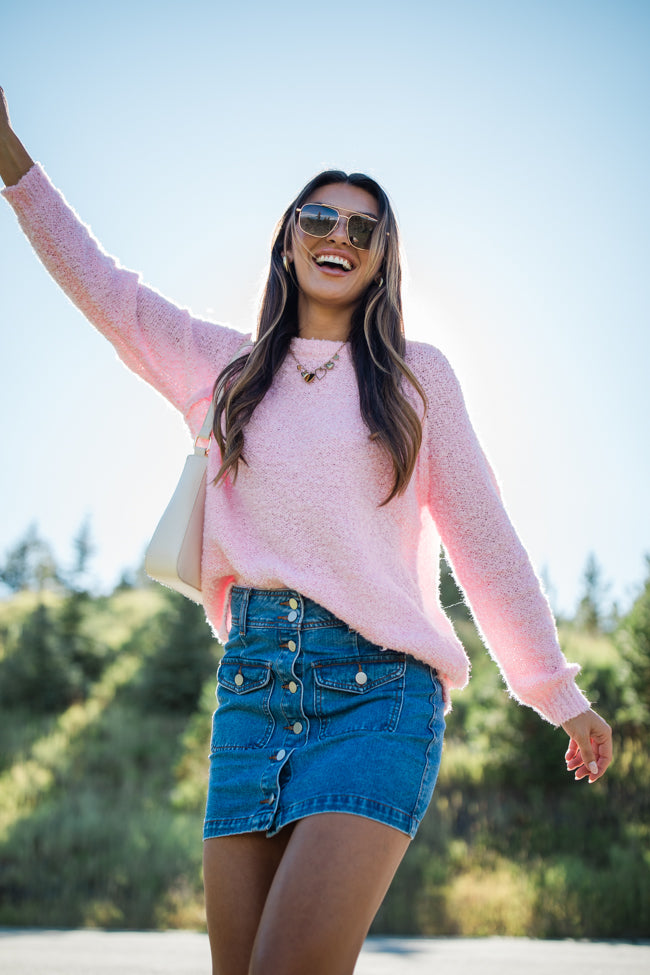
[203,587,445,840]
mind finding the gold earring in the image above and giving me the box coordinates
[282,254,290,273]
[375,275,384,288]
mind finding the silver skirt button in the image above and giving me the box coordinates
[287,610,298,622]
[355,671,368,686]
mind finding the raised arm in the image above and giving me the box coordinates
[0,87,250,434]
[0,87,34,186]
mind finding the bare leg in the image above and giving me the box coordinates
[203,825,294,975]
[250,813,411,975]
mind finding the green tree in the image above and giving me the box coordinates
[0,521,113,707]
[575,553,610,633]
[135,591,219,714]
[439,551,471,623]
[0,524,60,593]
[0,603,79,712]
[66,517,95,592]
[617,555,650,734]
[60,521,112,689]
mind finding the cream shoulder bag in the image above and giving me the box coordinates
[145,339,250,603]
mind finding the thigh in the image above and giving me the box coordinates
[203,826,294,975]
[249,813,411,975]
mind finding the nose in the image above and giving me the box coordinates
[327,213,350,244]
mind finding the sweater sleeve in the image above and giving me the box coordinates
[2,164,250,432]
[422,347,590,725]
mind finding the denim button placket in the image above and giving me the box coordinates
[277,594,307,746]
[253,591,308,823]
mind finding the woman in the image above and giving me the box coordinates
[0,87,612,975]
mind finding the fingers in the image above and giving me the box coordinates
[562,709,613,784]
[566,733,597,777]
[590,725,614,781]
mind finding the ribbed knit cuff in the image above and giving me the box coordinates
[529,679,592,727]
[1,160,44,206]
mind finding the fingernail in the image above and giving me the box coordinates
[588,761,598,775]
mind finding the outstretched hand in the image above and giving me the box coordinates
[562,708,613,783]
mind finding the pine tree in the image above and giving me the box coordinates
[0,524,60,593]
[0,603,79,712]
[575,553,610,633]
[617,555,650,734]
[136,592,219,714]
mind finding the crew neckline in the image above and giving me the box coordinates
[291,335,350,346]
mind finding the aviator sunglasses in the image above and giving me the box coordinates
[296,203,379,250]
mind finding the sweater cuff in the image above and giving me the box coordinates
[1,161,47,206]
[529,679,592,727]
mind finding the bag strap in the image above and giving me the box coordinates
[194,337,252,456]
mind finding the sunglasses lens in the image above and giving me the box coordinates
[347,215,376,249]
[299,204,338,238]
[298,204,377,249]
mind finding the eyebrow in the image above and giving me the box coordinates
[311,201,379,220]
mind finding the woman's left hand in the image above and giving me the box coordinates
[562,708,613,783]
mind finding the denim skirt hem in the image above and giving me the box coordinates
[203,588,446,841]
[205,795,415,840]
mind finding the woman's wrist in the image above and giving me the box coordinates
[0,128,34,187]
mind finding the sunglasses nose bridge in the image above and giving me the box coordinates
[327,210,352,243]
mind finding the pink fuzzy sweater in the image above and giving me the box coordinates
[3,164,591,725]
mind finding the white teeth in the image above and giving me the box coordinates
[315,254,352,271]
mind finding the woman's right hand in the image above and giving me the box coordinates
[0,87,35,187]
[562,707,613,783]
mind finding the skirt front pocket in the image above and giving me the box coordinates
[313,653,406,739]
[212,657,275,750]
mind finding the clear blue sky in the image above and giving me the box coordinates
[1,0,648,617]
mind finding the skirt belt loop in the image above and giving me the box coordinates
[239,587,252,638]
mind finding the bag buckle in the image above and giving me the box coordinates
[193,434,211,456]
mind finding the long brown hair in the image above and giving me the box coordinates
[211,170,427,506]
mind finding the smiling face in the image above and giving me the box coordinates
[287,182,382,317]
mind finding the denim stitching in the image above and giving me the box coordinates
[412,668,445,822]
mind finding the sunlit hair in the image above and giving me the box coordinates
[211,170,427,506]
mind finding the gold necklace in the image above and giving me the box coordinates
[288,341,347,383]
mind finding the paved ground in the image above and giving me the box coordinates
[0,930,648,974]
